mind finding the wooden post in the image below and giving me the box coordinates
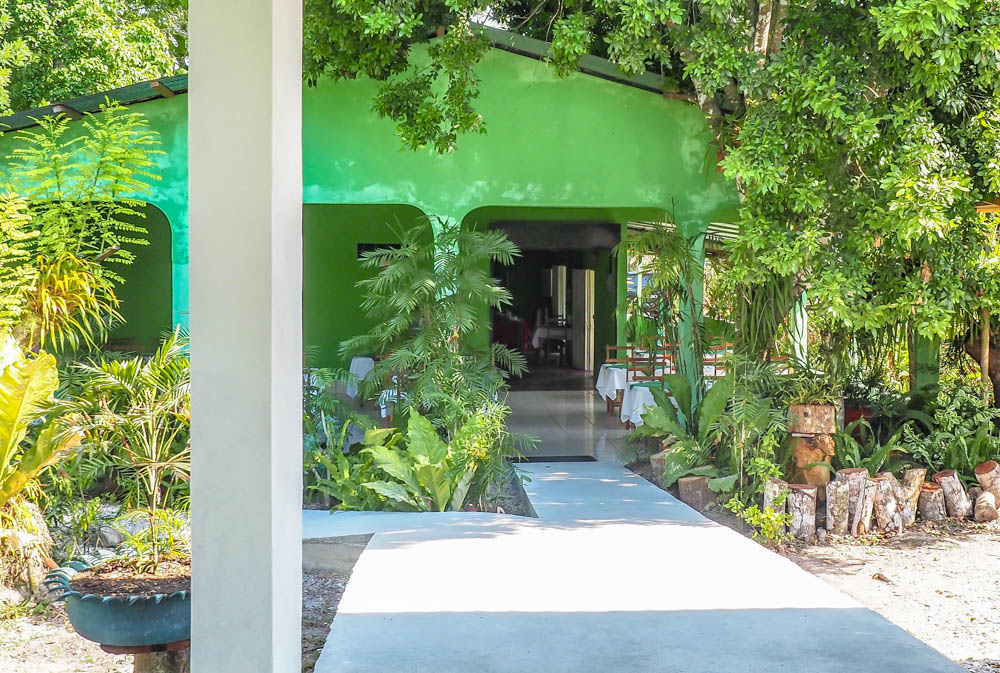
[851,478,876,535]
[932,469,972,518]
[872,476,902,533]
[788,484,817,542]
[918,482,946,521]
[825,480,850,535]
[974,492,1000,523]
[899,467,926,527]
[974,460,1000,501]
[981,307,991,401]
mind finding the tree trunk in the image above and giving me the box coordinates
[974,460,1000,501]
[899,467,926,527]
[964,324,1000,406]
[850,478,876,536]
[872,476,902,533]
[932,469,972,518]
[836,467,869,523]
[788,484,817,542]
[974,492,999,523]
[981,307,991,400]
[825,479,850,535]
[918,483,947,521]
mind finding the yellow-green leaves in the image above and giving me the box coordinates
[0,350,79,509]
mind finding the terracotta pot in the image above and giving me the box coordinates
[788,403,838,435]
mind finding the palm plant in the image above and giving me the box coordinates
[615,223,708,416]
[341,219,526,438]
[55,330,190,572]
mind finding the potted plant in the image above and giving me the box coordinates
[780,366,843,435]
[46,331,191,649]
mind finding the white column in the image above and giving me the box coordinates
[189,1,302,671]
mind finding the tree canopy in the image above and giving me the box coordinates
[305,0,1000,387]
[0,0,186,114]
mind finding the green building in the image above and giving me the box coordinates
[0,28,737,372]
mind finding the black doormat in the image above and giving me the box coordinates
[511,455,597,463]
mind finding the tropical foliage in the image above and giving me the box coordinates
[0,0,184,114]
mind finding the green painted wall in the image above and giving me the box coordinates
[0,41,738,363]
[107,205,173,353]
[303,204,430,367]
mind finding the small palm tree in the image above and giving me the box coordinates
[59,329,190,572]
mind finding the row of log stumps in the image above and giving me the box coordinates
[767,459,1000,541]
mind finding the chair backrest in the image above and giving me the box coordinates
[605,344,634,364]
[627,352,668,385]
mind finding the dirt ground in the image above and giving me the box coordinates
[0,570,350,673]
[783,520,1000,672]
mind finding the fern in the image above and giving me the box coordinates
[0,193,36,332]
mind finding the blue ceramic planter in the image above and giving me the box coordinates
[45,560,190,647]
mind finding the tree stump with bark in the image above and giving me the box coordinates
[836,467,869,523]
[788,484,817,542]
[974,492,999,523]
[899,467,926,526]
[975,460,1000,501]
[825,479,850,535]
[918,482,947,521]
[932,469,972,518]
[872,476,902,533]
[763,478,789,532]
[850,478,876,536]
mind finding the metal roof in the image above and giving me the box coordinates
[0,27,679,132]
[0,74,188,132]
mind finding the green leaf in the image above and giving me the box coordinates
[0,352,58,485]
[697,377,733,445]
[663,373,692,429]
[707,473,739,494]
[449,465,476,512]
[363,481,424,511]
[362,444,422,496]
[414,463,452,511]
[406,411,447,465]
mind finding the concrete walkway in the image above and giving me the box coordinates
[306,461,963,673]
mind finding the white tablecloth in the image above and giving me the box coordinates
[347,356,375,398]
[595,363,628,400]
[621,376,716,427]
[531,325,572,349]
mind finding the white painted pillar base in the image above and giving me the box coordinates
[189,1,303,671]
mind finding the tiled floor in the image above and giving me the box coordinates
[507,390,628,460]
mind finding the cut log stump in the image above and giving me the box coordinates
[836,467,869,524]
[975,460,1000,501]
[872,476,902,533]
[825,479,850,535]
[677,475,714,512]
[788,484,817,542]
[762,478,789,533]
[918,482,947,521]
[850,478,876,536]
[932,469,973,518]
[900,467,926,527]
[974,492,1000,523]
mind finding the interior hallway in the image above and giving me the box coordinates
[506,390,629,461]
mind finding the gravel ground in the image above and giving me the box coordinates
[783,520,1000,671]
